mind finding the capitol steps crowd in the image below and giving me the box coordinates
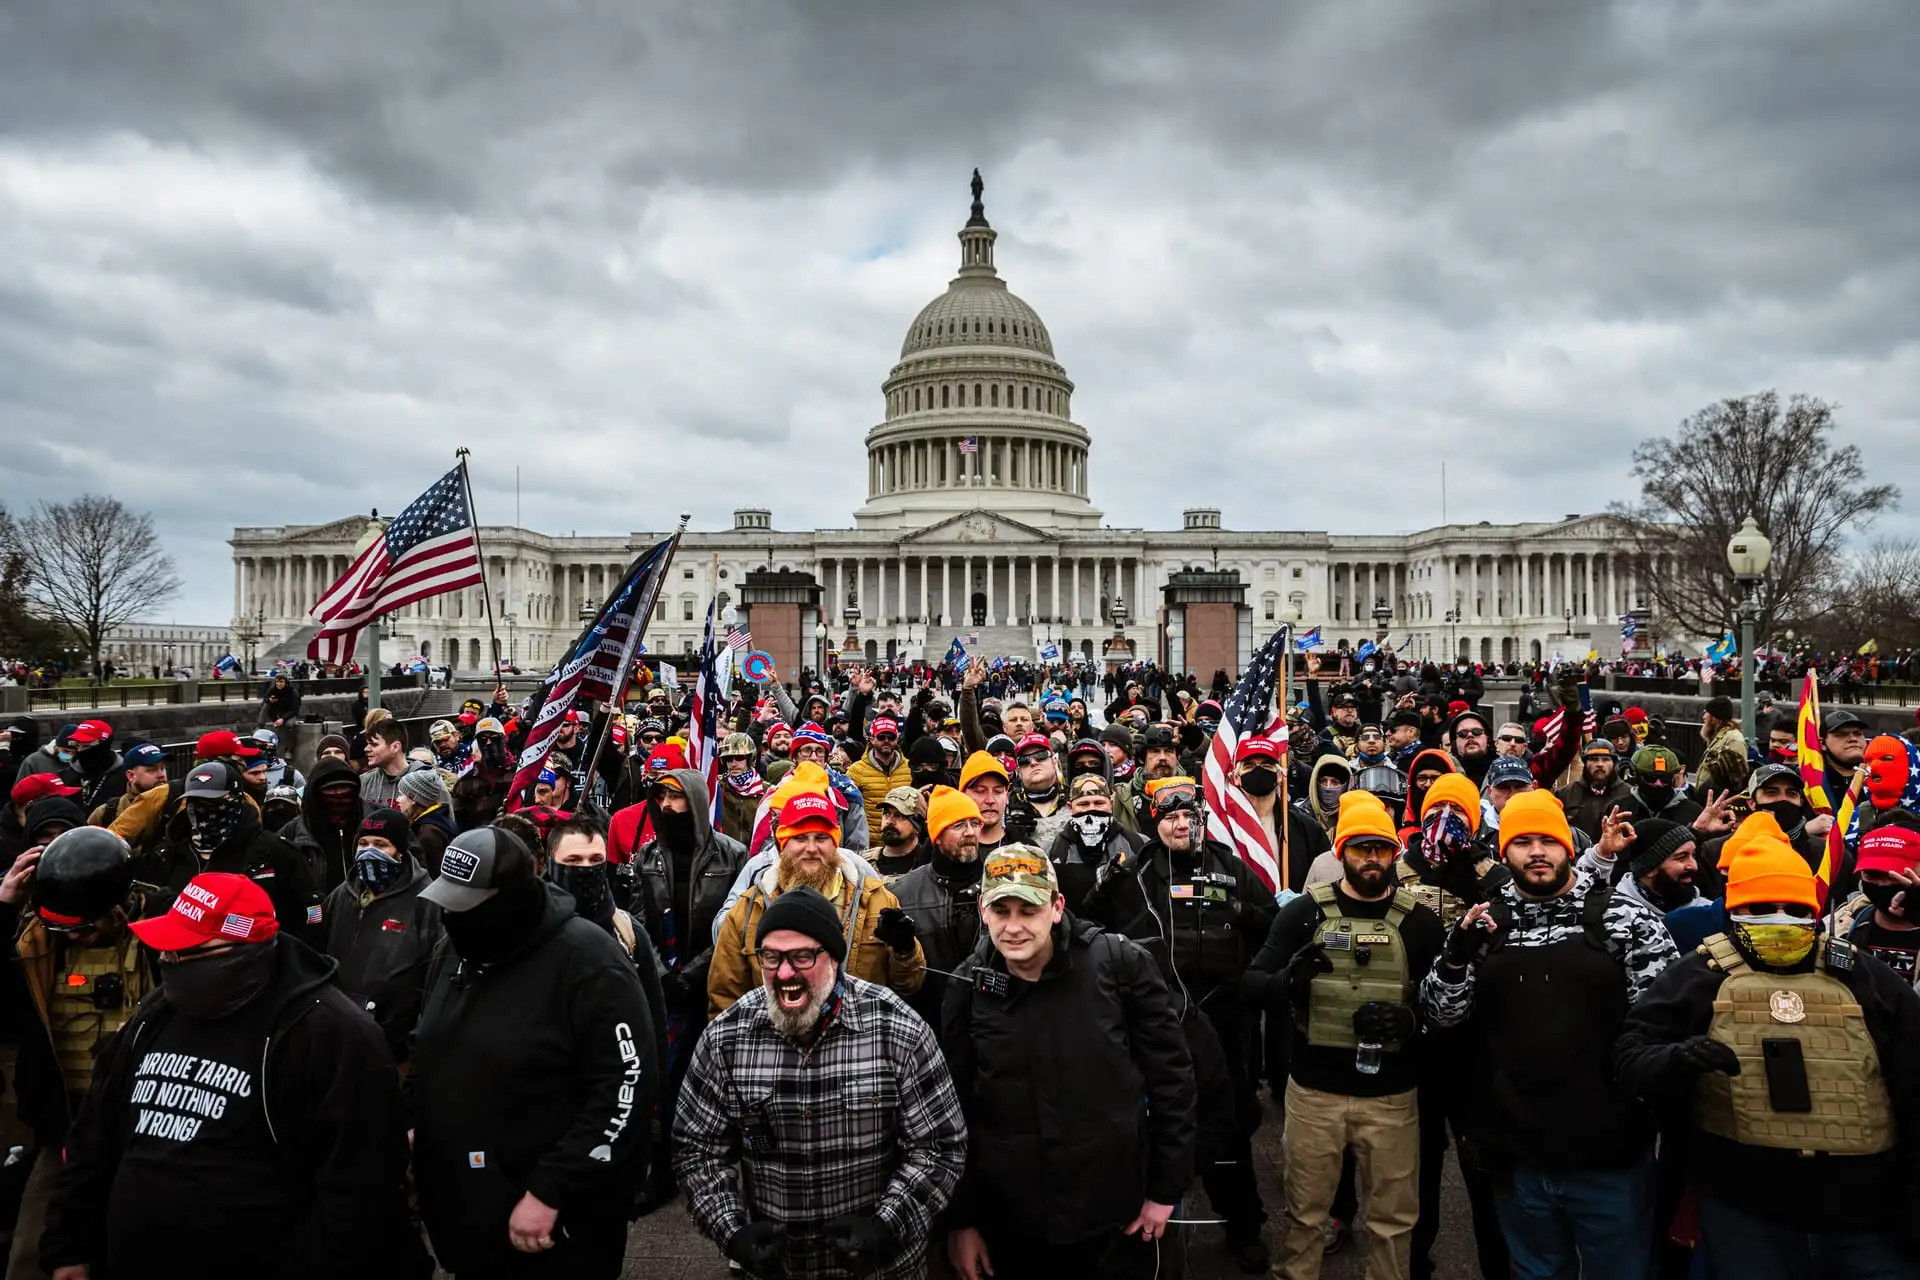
[0,646,1916,1279]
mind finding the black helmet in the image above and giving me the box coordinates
[1354,763,1408,809]
[31,827,134,932]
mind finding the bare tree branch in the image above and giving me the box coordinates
[18,496,182,675]
[1608,391,1897,642]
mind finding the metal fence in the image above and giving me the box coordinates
[27,673,424,712]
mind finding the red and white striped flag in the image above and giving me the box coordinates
[725,625,751,653]
[958,437,978,455]
[307,467,483,666]
[1202,625,1291,894]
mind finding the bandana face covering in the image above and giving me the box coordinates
[354,845,406,896]
[1421,805,1473,870]
[1069,812,1112,849]
[187,797,244,855]
[1731,913,1818,967]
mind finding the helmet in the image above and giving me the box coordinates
[1354,763,1408,808]
[31,827,135,932]
[721,732,756,759]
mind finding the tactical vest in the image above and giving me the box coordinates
[1692,933,1895,1156]
[47,936,148,1098]
[1304,882,1419,1051]
[1394,857,1476,930]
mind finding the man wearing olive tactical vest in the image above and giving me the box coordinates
[1617,815,1920,1279]
[1244,790,1444,1280]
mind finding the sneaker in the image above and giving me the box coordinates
[1321,1217,1350,1255]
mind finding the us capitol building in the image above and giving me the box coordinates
[230,176,1681,680]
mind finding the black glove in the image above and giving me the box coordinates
[1442,913,1496,970]
[659,967,691,1007]
[1675,1035,1741,1077]
[1352,1000,1418,1044]
[725,1221,789,1275]
[822,1214,897,1276]
[874,907,918,955]
[1283,941,1333,1005]
[1093,845,1138,894]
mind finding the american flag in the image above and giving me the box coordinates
[684,599,725,825]
[1202,624,1290,894]
[725,625,751,653]
[509,537,673,800]
[958,437,978,454]
[307,467,483,665]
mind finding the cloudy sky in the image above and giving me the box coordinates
[2,0,1914,624]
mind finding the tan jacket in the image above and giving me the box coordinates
[707,850,925,1018]
[1698,725,1750,799]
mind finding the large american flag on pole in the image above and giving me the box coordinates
[509,537,673,799]
[1203,624,1290,894]
[684,599,725,825]
[307,467,483,665]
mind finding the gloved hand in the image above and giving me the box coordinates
[1352,1000,1418,1044]
[874,907,918,955]
[1283,941,1332,1005]
[725,1221,789,1276]
[659,967,691,1007]
[1093,846,1138,894]
[823,1214,897,1276]
[1675,1035,1741,1077]
[1442,912,1496,970]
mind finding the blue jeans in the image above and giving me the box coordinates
[1493,1157,1653,1280]
[1698,1191,1918,1280]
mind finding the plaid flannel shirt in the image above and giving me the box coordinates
[673,975,967,1280]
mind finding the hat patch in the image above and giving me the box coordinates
[441,848,481,884]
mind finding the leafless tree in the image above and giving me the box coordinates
[1611,391,1898,641]
[1806,539,1920,652]
[18,496,181,677]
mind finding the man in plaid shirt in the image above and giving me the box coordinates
[674,884,966,1279]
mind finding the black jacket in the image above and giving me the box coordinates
[411,884,658,1276]
[278,757,370,895]
[1047,820,1144,917]
[39,936,426,1280]
[1615,946,1920,1232]
[141,807,325,950]
[633,769,746,1023]
[262,681,303,723]
[887,852,985,1024]
[940,917,1195,1243]
[1083,836,1279,1014]
[322,859,445,1063]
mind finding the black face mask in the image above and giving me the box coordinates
[78,742,116,774]
[1862,880,1909,917]
[911,766,950,790]
[1759,800,1805,831]
[1638,784,1673,813]
[443,877,547,964]
[1239,768,1279,797]
[479,739,509,769]
[552,862,614,926]
[654,807,697,854]
[187,797,245,856]
[319,788,359,828]
[162,940,278,1020]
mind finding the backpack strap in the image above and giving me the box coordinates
[1580,879,1617,956]
[1386,887,1419,929]
[1698,932,1749,977]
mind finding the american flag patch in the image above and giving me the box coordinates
[306,904,324,925]
[220,913,254,940]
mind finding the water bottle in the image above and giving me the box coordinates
[1355,1040,1383,1076]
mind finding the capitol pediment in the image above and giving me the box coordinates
[282,516,377,544]
[900,509,1053,546]
[1547,514,1633,541]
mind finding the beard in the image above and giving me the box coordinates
[777,852,837,893]
[880,823,915,847]
[1510,855,1574,898]
[765,965,833,1040]
[1343,861,1390,895]
[938,832,980,863]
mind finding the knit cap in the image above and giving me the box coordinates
[926,785,983,841]
[1723,815,1819,912]
[756,885,848,965]
[1334,790,1399,855]
[1716,809,1791,871]
[1498,790,1574,857]
[1626,817,1694,876]
[959,750,1010,790]
[1421,773,1483,836]
[399,768,452,810]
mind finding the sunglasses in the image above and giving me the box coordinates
[1016,752,1051,767]
[1497,735,1528,745]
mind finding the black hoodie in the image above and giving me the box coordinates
[279,757,370,894]
[145,804,324,950]
[39,936,428,1280]
[412,882,657,1274]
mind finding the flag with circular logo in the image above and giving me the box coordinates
[741,650,776,683]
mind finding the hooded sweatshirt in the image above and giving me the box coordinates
[280,758,371,895]
[633,768,748,1016]
[1401,748,1461,832]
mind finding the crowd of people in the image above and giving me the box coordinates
[0,644,1916,1280]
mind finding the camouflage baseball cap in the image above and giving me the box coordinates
[720,732,756,759]
[880,785,925,819]
[980,843,1059,908]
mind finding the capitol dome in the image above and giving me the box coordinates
[855,172,1100,533]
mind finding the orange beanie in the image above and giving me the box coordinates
[1421,773,1483,836]
[1335,790,1400,855]
[1716,809,1788,871]
[925,785,983,842]
[1497,790,1574,857]
[1722,814,1820,911]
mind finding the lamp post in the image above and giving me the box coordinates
[814,621,829,682]
[1726,514,1773,747]
[502,612,518,671]
[1444,607,1462,663]
[1371,598,1391,643]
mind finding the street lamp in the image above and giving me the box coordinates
[1371,598,1391,642]
[1726,514,1773,747]
[1444,607,1462,663]
[502,611,519,670]
[814,621,828,681]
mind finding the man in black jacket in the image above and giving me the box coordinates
[321,808,444,1065]
[886,785,986,1024]
[943,846,1195,1280]
[1083,776,1279,1272]
[413,826,656,1279]
[39,871,424,1279]
[278,757,370,896]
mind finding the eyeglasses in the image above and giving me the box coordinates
[1497,735,1528,745]
[1016,752,1051,767]
[757,946,826,972]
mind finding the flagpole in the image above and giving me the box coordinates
[1278,624,1292,893]
[580,512,691,805]
[455,448,506,686]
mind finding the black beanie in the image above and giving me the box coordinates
[1628,818,1694,876]
[909,735,949,769]
[756,885,848,965]
[359,807,413,854]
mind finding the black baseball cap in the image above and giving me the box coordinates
[422,827,535,912]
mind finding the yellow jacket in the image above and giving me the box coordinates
[707,851,925,1018]
[846,749,912,839]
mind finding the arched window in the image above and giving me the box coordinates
[974,383,982,405]
[1021,385,1029,409]
[990,385,999,407]
[942,385,950,408]
[914,387,921,410]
